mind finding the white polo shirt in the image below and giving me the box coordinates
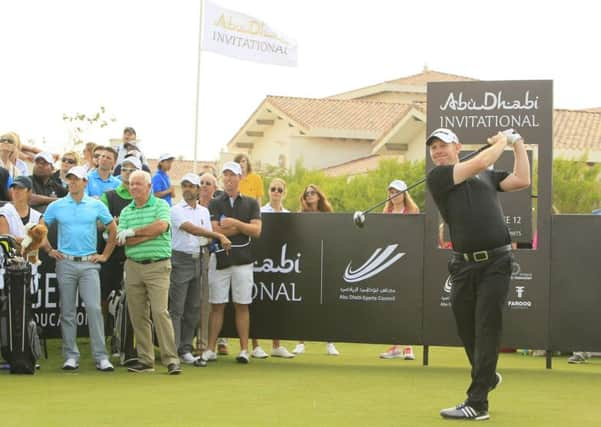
[171,200,212,254]
[261,203,289,213]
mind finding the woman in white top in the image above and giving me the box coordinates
[379,179,419,361]
[251,178,295,359]
[0,132,29,177]
[0,176,42,242]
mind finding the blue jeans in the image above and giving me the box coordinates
[56,260,108,362]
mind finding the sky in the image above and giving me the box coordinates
[1,0,598,161]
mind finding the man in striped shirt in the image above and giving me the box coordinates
[116,170,181,375]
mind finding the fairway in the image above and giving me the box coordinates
[1,340,600,426]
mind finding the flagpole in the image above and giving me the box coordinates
[193,0,205,173]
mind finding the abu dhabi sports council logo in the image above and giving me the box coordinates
[343,244,406,283]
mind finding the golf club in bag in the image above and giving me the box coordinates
[352,129,522,228]
[0,235,42,374]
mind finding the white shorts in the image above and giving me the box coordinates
[208,255,254,304]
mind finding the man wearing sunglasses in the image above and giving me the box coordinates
[170,173,230,366]
[87,146,120,198]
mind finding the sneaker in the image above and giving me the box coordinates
[201,350,217,362]
[167,363,182,375]
[217,343,229,355]
[236,350,250,364]
[292,343,305,355]
[489,372,502,392]
[326,343,340,356]
[568,353,587,364]
[96,359,114,372]
[440,402,490,421]
[380,346,403,359]
[403,346,416,360]
[127,361,155,373]
[271,346,295,358]
[62,358,79,371]
[251,346,269,359]
[180,352,200,365]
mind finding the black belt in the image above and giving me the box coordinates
[129,257,170,265]
[453,244,512,263]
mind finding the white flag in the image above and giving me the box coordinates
[201,0,298,67]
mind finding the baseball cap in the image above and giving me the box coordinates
[65,166,88,180]
[426,128,459,146]
[159,153,175,163]
[221,161,242,176]
[10,175,32,190]
[388,179,408,192]
[180,173,201,186]
[121,156,142,170]
[34,152,55,165]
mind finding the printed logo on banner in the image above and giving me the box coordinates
[440,274,453,307]
[338,244,406,303]
[507,262,534,309]
[342,244,406,283]
[252,243,302,302]
[33,272,88,329]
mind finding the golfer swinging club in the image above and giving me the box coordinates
[426,127,530,421]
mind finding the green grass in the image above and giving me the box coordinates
[1,340,601,426]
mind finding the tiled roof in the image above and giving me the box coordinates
[554,109,601,152]
[386,69,477,86]
[266,96,414,133]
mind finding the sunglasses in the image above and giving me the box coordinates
[61,158,76,164]
[304,190,317,197]
[200,180,214,186]
[270,187,284,193]
[93,153,101,158]
[121,167,137,173]
[0,138,15,144]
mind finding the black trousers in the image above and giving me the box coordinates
[448,252,512,410]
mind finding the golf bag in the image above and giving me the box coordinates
[108,289,137,366]
[0,236,41,374]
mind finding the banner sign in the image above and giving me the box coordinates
[202,0,298,67]
[424,80,553,349]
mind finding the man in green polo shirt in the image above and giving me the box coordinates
[116,170,181,375]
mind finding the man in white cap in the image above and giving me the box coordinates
[169,173,231,366]
[202,161,261,364]
[29,152,67,213]
[426,128,530,421]
[41,166,117,372]
[99,155,142,365]
[152,153,176,206]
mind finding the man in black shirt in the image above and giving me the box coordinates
[202,161,261,364]
[426,128,530,421]
[29,152,67,213]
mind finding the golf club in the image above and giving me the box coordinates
[352,137,508,229]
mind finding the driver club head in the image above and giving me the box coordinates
[353,211,366,228]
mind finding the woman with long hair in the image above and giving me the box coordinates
[293,184,339,356]
[379,179,418,361]
[0,132,28,177]
[251,178,296,359]
[234,153,264,205]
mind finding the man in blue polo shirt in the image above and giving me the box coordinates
[42,165,118,372]
[152,153,175,206]
[87,146,120,198]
